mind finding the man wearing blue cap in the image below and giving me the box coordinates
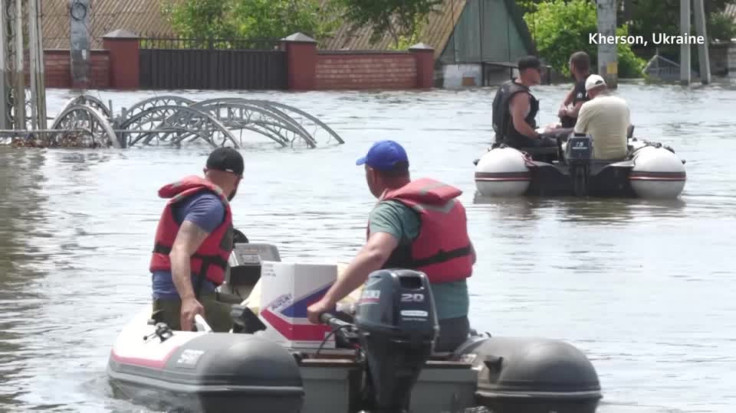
[307,140,476,351]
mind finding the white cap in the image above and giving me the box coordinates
[585,74,607,91]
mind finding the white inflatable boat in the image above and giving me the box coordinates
[475,134,687,199]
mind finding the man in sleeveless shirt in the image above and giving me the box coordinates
[492,56,559,149]
[307,141,477,352]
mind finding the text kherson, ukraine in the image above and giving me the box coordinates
[588,33,705,47]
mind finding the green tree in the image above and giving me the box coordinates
[162,0,236,39]
[524,0,645,78]
[229,0,341,39]
[336,0,443,48]
[162,0,341,41]
[708,11,736,42]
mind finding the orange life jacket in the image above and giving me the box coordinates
[368,178,473,283]
[149,175,233,288]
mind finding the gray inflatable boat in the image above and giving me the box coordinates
[108,242,602,413]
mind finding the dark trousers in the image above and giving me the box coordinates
[151,292,233,332]
[435,316,471,352]
[504,134,558,149]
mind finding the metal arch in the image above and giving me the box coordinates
[249,100,344,145]
[191,100,316,148]
[57,94,113,120]
[72,94,112,119]
[119,95,195,122]
[50,104,120,148]
[191,104,309,147]
[118,105,238,148]
[195,98,344,145]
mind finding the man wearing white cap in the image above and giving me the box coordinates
[573,75,631,160]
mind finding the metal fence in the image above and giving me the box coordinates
[138,36,287,90]
[139,36,282,51]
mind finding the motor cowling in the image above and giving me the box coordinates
[355,269,439,412]
[565,134,593,164]
[565,134,593,196]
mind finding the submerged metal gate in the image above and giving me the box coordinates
[139,38,287,90]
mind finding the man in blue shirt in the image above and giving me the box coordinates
[150,148,244,332]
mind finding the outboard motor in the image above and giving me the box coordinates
[565,134,593,196]
[354,269,439,413]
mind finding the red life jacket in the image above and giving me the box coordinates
[368,178,473,284]
[149,175,233,288]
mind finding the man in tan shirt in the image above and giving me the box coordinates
[573,75,630,160]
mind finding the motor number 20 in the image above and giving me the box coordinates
[401,293,424,303]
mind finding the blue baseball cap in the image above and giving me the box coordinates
[355,140,409,171]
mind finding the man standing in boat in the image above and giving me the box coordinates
[149,148,244,332]
[573,75,630,160]
[557,51,592,128]
[491,56,559,149]
[307,140,476,352]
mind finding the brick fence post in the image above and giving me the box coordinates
[102,29,139,90]
[281,33,317,91]
[409,43,435,89]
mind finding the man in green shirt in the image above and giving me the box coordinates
[307,140,476,352]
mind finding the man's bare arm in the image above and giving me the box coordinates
[566,101,585,119]
[573,104,590,135]
[510,93,539,139]
[170,220,210,300]
[321,232,399,306]
[559,88,574,110]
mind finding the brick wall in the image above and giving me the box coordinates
[88,51,111,88]
[43,50,72,87]
[24,50,110,88]
[315,52,417,90]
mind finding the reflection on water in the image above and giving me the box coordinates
[1,82,736,412]
[0,149,47,410]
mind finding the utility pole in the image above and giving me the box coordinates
[12,0,25,129]
[0,0,10,129]
[70,0,91,88]
[692,0,711,85]
[596,0,618,89]
[28,0,46,129]
[680,0,691,85]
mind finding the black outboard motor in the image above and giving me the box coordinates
[354,269,439,413]
[565,134,593,196]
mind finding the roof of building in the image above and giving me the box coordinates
[42,0,178,49]
[41,0,532,60]
[318,0,467,58]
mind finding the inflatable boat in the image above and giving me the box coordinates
[474,133,687,199]
[108,241,603,413]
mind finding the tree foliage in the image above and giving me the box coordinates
[162,0,341,40]
[335,0,443,48]
[524,0,646,78]
[520,0,736,46]
[162,0,235,39]
[708,11,736,42]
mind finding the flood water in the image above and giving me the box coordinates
[1,81,735,412]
